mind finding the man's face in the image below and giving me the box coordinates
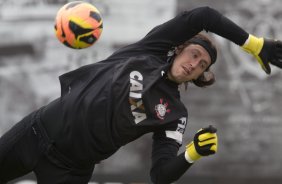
[168,44,212,83]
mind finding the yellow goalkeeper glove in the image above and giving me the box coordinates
[241,34,282,74]
[185,125,218,163]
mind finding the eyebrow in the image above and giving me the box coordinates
[192,49,201,55]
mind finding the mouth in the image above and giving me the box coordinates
[182,65,191,75]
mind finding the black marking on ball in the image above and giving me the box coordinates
[80,35,97,44]
[63,41,73,48]
[90,11,102,22]
[69,20,93,39]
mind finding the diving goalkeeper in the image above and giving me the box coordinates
[0,6,282,184]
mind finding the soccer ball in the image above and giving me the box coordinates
[54,1,103,49]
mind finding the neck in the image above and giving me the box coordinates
[167,71,182,84]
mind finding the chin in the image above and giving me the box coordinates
[176,78,187,84]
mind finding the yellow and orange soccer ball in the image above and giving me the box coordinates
[54,1,103,49]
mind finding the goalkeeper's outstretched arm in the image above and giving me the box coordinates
[139,6,282,74]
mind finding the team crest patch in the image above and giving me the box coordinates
[155,98,171,120]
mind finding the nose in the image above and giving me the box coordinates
[190,59,201,69]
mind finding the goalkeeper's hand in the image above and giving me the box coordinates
[185,125,218,163]
[241,34,282,74]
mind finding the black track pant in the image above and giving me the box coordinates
[0,109,94,184]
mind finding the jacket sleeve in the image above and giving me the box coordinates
[141,6,249,49]
[150,128,192,184]
[110,6,249,58]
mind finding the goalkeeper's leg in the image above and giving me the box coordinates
[0,111,41,183]
[0,109,95,184]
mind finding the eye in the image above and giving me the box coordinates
[191,50,200,59]
[200,61,207,69]
[192,53,198,59]
[201,64,206,70]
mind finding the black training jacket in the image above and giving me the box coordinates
[40,6,248,183]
